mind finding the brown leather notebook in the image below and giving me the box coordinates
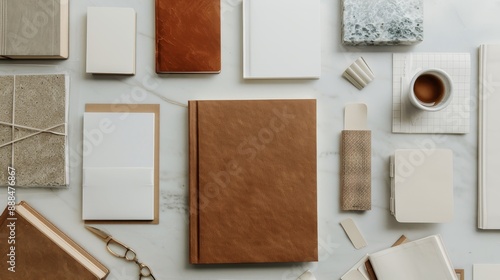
[0,201,109,279]
[189,99,317,264]
[155,0,221,73]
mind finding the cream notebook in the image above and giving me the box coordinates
[86,7,136,74]
[478,44,500,229]
[390,149,454,223]
[243,0,321,79]
[369,235,457,280]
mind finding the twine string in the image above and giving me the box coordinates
[0,75,67,166]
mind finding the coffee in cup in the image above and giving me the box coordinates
[409,69,453,112]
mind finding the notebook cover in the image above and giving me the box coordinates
[242,0,321,79]
[189,99,317,264]
[86,7,136,74]
[478,44,500,229]
[84,104,160,224]
[0,201,109,279]
[0,0,69,59]
[155,0,220,73]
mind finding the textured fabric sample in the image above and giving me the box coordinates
[0,74,67,187]
[341,130,371,211]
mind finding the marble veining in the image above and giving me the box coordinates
[342,0,423,46]
[0,0,498,279]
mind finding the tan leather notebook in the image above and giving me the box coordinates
[0,201,109,279]
[189,99,317,264]
[155,0,221,73]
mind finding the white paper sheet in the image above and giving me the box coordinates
[82,112,155,220]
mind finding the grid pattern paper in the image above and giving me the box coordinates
[392,53,471,134]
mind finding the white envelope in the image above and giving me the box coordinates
[82,112,155,220]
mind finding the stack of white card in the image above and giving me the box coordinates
[342,235,457,280]
[86,7,136,74]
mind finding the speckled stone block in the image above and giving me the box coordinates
[342,0,423,46]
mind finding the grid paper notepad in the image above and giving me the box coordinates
[392,53,471,134]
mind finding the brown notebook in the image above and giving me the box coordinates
[189,99,317,264]
[0,201,109,279]
[155,0,221,73]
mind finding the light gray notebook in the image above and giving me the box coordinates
[0,0,69,59]
[478,44,500,229]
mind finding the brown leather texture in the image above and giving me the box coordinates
[0,202,108,279]
[189,99,317,264]
[155,0,221,73]
[341,130,371,211]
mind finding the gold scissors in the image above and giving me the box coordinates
[85,226,156,280]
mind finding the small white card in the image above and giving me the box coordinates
[86,7,136,74]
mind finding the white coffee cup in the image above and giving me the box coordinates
[409,68,453,112]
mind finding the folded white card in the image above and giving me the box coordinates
[243,0,321,79]
[82,112,155,220]
[390,149,454,223]
[478,44,500,229]
[473,264,500,280]
[369,235,457,280]
[86,7,136,74]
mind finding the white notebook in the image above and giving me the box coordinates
[242,0,321,79]
[478,44,500,229]
[390,149,454,223]
[82,112,155,220]
[369,235,457,280]
[86,7,136,74]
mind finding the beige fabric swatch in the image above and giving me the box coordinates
[0,74,67,187]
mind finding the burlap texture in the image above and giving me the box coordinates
[341,130,371,211]
[0,75,67,187]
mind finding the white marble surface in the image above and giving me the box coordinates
[1,0,500,279]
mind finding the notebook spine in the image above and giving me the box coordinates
[188,101,200,264]
[17,201,109,279]
[478,45,487,229]
[0,0,4,56]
